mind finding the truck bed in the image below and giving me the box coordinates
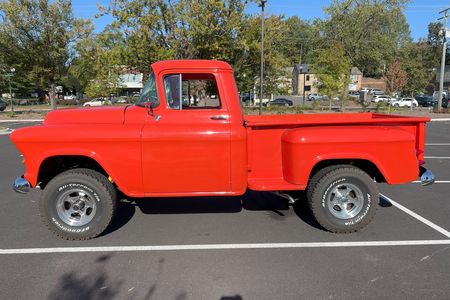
[244,112,430,191]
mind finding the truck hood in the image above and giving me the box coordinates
[43,106,129,125]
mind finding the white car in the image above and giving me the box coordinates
[391,98,418,108]
[63,95,76,100]
[372,95,394,103]
[83,98,111,107]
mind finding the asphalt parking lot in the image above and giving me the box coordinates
[1,120,450,299]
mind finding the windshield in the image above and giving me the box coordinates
[136,70,159,107]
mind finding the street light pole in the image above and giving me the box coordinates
[4,68,15,112]
[259,0,267,115]
[438,8,449,112]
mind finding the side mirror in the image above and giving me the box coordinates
[144,102,161,122]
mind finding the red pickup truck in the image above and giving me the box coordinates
[11,60,434,240]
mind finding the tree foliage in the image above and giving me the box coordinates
[0,0,91,107]
[312,42,350,109]
[323,0,411,77]
[384,58,407,94]
[0,0,443,104]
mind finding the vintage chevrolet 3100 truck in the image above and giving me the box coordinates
[11,60,434,240]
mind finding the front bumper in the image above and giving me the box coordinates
[419,166,435,186]
[13,176,31,194]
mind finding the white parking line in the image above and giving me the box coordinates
[0,119,43,123]
[380,194,450,239]
[426,143,450,146]
[425,157,450,159]
[431,118,450,122]
[1,240,450,255]
[412,181,450,184]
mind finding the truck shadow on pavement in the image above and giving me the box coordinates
[104,192,390,235]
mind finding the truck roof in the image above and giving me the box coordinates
[151,60,232,73]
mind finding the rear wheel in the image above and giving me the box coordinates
[40,168,117,240]
[306,166,378,233]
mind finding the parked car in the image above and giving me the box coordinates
[348,91,360,98]
[64,95,76,100]
[370,88,384,95]
[83,98,111,107]
[0,99,6,111]
[391,98,418,108]
[442,95,449,108]
[372,95,394,103]
[414,95,434,107]
[307,93,328,101]
[265,98,293,107]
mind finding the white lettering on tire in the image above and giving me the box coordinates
[52,217,90,233]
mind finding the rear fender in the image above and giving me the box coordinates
[281,126,418,185]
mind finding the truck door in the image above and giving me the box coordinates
[142,72,231,194]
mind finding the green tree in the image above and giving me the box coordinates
[69,25,127,97]
[0,0,91,108]
[322,0,411,77]
[280,16,323,66]
[100,0,250,78]
[399,42,433,96]
[241,14,290,96]
[312,42,350,110]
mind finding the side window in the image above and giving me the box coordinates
[164,73,221,110]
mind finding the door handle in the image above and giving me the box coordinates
[210,115,229,120]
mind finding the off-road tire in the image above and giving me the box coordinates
[306,166,378,233]
[39,168,117,240]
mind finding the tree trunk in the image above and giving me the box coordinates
[50,83,57,110]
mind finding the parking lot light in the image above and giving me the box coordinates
[4,68,16,112]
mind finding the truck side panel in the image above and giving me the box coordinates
[282,126,418,185]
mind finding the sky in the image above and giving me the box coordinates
[72,0,450,41]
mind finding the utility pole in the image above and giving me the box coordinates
[438,8,449,112]
[259,0,267,115]
[3,68,15,112]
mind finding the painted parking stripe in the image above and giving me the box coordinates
[0,119,43,123]
[1,240,450,255]
[424,157,450,159]
[426,143,450,146]
[380,194,450,238]
[412,180,450,183]
[431,118,450,122]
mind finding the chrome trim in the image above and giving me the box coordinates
[13,176,31,194]
[419,167,435,186]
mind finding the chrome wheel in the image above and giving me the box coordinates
[326,183,364,219]
[56,188,97,226]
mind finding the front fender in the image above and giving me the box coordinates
[281,126,418,185]
[10,124,144,196]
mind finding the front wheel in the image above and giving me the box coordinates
[39,168,117,240]
[306,166,378,233]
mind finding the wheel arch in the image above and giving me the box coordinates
[309,159,386,184]
[37,155,111,189]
